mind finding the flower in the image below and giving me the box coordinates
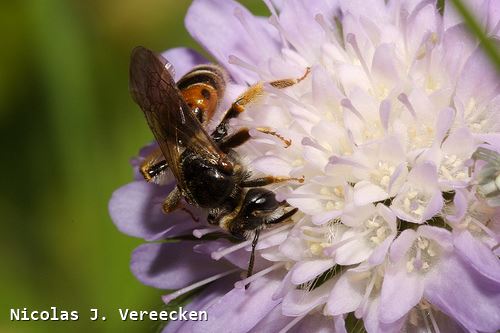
[110,0,500,332]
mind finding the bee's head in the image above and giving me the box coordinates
[230,188,294,239]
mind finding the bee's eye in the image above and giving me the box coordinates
[242,188,280,219]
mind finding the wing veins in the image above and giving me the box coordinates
[129,46,226,188]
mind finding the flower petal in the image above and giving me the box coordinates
[185,0,280,84]
[371,43,401,88]
[282,278,336,316]
[445,189,468,224]
[294,313,343,333]
[162,275,238,333]
[424,253,500,332]
[421,191,444,222]
[418,225,453,251]
[335,229,374,265]
[248,304,292,333]
[454,230,500,283]
[278,0,337,61]
[290,258,335,285]
[456,45,500,105]
[191,272,282,333]
[364,297,406,333]
[326,271,364,315]
[380,261,425,323]
[252,155,293,175]
[368,234,395,266]
[161,47,208,80]
[193,239,266,271]
[109,181,198,240]
[353,181,389,206]
[131,242,231,290]
[389,229,417,263]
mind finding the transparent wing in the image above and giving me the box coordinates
[129,46,226,185]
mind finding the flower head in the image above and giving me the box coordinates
[110,0,500,332]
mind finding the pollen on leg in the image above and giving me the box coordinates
[255,127,292,147]
[268,67,311,89]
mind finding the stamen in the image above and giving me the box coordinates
[324,229,372,256]
[162,268,239,304]
[228,55,267,77]
[301,226,327,234]
[234,8,261,55]
[328,156,367,169]
[493,21,500,37]
[379,99,391,132]
[281,49,310,68]
[192,227,218,239]
[346,33,373,83]
[398,93,417,118]
[315,14,336,43]
[268,15,291,49]
[278,313,307,333]
[300,233,326,243]
[414,244,423,270]
[211,239,253,261]
[346,128,358,148]
[399,9,410,55]
[234,263,285,289]
[356,272,376,318]
[262,0,278,17]
[284,193,337,200]
[470,219,500,244]
[341,98,366,122]
[265,83,313,112]
[302,137,329,153]
[412,31,433,62]
[211,224,293,260]
[473,147,494,162]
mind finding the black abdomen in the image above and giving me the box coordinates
[181,151,236,207]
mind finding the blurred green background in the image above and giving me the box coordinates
[0,1,265,332]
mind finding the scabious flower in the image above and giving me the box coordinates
[110,0,500,332]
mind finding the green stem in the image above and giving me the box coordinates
[450,0,500,73]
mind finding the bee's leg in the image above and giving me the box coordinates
[225,67,311,120]
[218,128,251,151]
[241,175,304,188]
[219,127,291,151]
[162,187,199,222]
[180,207,200,222]
[140,147,168,183]
[254,127,291,147]
[211,68,311,141]
[162,187,182,213]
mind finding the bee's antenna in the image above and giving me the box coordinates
[245,229,261,290]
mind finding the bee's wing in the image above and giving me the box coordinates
[129,46,225,185]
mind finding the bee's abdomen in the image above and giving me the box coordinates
[181,152,237,208]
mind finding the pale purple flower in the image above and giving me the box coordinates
[110,0,500,332]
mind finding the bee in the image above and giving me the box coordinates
[129,46,307,277]
[137,61,226,185]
